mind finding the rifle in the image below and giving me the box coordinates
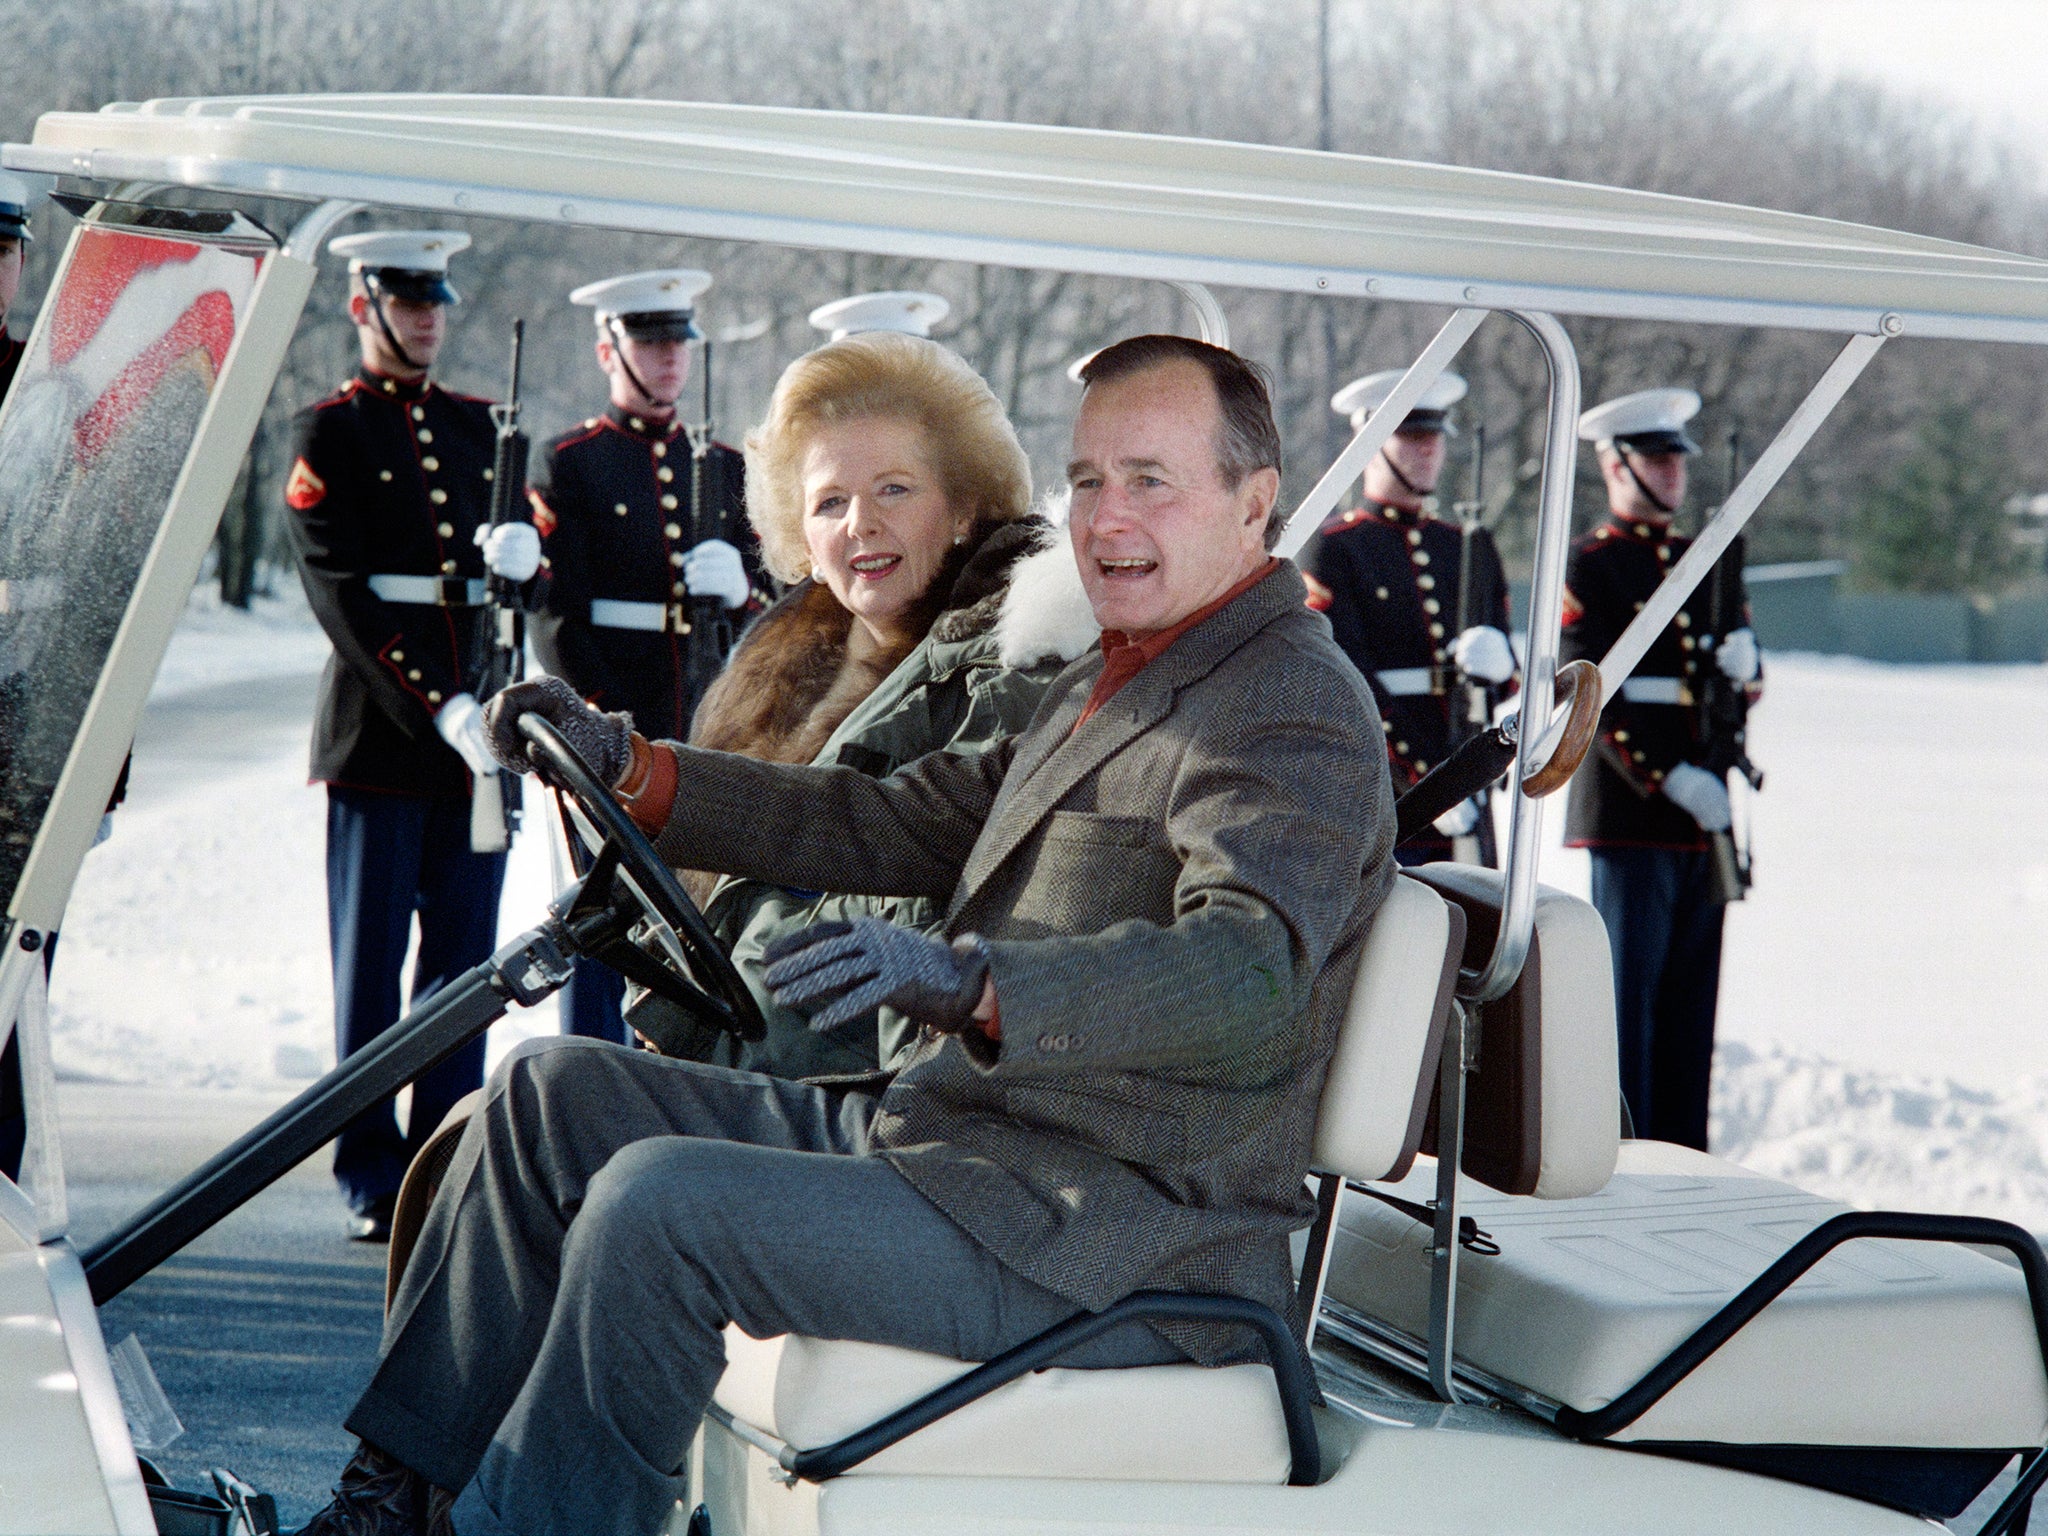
[681,339,741,711]
[469,320,530,855]
[1696,426,1760,902]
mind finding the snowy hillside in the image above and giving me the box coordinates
[41,585,2048,1231]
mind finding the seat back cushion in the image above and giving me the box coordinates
[1412,864,1619,1199]
[1312,875,1463,1185]
[713,1328,1292,1482]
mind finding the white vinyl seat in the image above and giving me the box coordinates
[708,876,1464,1483]
[1328,868,2048,1459]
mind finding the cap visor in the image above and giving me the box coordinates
[1397,410,1453,436]
[617,313,702,343]
[1618,430,1699,457]
[371,269,458,305]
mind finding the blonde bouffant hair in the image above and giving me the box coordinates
[743,332,1032,584]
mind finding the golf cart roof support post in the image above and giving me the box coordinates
[1169,280,1229,348]
[283,197,364,262]
[1594,330,1886,704]
[1467,309,1580,1004]
[1273,305,1489,559]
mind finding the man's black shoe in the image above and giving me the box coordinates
[288,1441,438,1536]
[347,1198,394,1244]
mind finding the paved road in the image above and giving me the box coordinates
[61,1081,385,1523]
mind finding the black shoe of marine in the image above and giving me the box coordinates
[288,1442,435,1536]
[347,1198,395,1244]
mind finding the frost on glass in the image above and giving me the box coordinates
[0,227,264,914]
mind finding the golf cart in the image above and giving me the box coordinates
[0,95,2045,1536]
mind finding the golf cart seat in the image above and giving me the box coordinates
[707,874,1465,1485]
[1327,867,2048,1514]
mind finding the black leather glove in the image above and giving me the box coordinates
[763,918,991,1035]
[481,675,634,785]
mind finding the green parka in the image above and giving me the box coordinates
[626,520,1098,1076]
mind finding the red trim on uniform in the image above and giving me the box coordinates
[1301,570,1334,612]
[527,488,557,539]
[285,457,327,511]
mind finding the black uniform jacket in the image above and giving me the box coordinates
[284,367,499,799]
[528,405,766,738]
[1303,501,1514,813]
[1560,513,1763,850]
[0,332,23,402]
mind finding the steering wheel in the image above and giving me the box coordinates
[519,715,766,1043]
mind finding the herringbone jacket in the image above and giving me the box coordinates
[654,562,1395,1364]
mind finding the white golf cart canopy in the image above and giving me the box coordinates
[6,96,2048,1536]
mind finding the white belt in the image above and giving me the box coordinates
[1375,667,1435,697]
[1619,676,1691,705]
[368,574,486,607]
[591,598,698,635]
[0,577,59,615]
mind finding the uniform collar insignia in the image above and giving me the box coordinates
[359,365,429,402]
[606,403,681,440]
[1366,498,1424,527]
[1608,513,1670,541]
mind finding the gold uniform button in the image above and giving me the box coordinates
[1423,598,1440,614]
[1413,551,1430,566]
[1632,750,1647,762]
[1675,612,1691,628]
[1407,530,1423,546]
[1613,729,1629,743]
[410,406,425,422]
[664,523,682,539]
[1414,760,1428,772]
[417,429,433,445]
[672,582,687,597]
[436,522,454,538]
[1417,574,1435,590]
[391,650,405,663]
[429,489,448,505]
[427,690,443,704]
[379,470,394,483]
[407,668,423,681]
[1656,544,1671,560]
[652,442,667,459]
[422,456,440,472]
[1375,586,1389,600]
[657,466,674,483]
[483,468,494,481]
[614,503,630,517]
[670,552,686,567]
[660,494,678,510]
[441,560,458,574]
[1681,636,1696,650]
[1394,741,1409,755]
[1429,623,1444,638]
[381,379,397,394]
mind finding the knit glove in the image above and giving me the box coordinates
[1662,762,1732,832]
[482,675,634,785]
[764,918,990,1035]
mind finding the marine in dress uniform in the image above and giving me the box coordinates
[0,175,32,1184]
[282,230,532,1239]
[1561,387,1763,1151]
[528,270,766,1043]
[1302,370,1517,865]
[808,288,950,340]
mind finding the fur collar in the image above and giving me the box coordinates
[993,535,1098,669]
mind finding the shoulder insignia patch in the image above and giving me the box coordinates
[1301,570,1334,612]
[1560,585,1584,627]
[527,488,557,539]
[285,457,327,511]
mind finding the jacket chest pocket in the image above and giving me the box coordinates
[1005,811,1177,934]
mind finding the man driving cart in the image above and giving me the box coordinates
[291,334,1395,1536]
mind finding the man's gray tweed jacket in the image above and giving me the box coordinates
[654,561,1396,1365]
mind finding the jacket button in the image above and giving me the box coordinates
[411,406,425,421]
[653,442,667,458]
[379,469,393,482]
[422,455,440,472]
[1423,598,1440,614]
[1428,623,1444,638]
[660,494,679,510]
[1413,551,1430,567]
[664,523,682,538]
[1418,574,1434,590]
[483,468,494,481]
[429,488,448,505]
[437,522,453,538]
[672,582,686,596]
[427,690,442,704]
[670,552,685,567]
[417,429,433,445]
[615,503,629,516]
[408,668,423,681]
[1675,612,1691,628]
[391,650,405,663]
[657,466,674,482]
[441,560,457,574]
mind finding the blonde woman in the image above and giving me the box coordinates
[627,330,1096,1074]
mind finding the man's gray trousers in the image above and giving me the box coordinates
[346,1037,1182,1535]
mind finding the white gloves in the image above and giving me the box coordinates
[1714,626,1760,683]
[475,522,541,583]
[1432,798,1482,837]
[1662,762,1732,832]
[435,693,499,776]
[682,538,750,610]
[1452,625,1515,685]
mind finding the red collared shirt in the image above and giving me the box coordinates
[1072,558,1279,732]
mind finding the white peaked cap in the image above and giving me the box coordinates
[1330,369,1468,428]
[327,230,471,273]
[1578,387,1703,445]
[808,290,950,340]
[1065,348,1100,384]
[569,268,713,318]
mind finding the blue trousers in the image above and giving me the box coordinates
[1588,846,1725,1151]
[326,787,507,1215]
[557,956,627,1045]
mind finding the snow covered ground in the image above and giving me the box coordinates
[42,585,2048,1227]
